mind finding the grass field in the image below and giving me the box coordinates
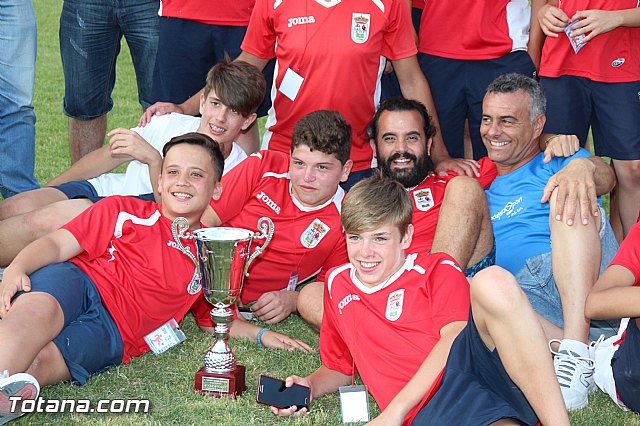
[8,1,639,424]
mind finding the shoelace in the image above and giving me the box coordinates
[549,339,595,388]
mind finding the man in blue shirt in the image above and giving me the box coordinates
[482,73,618,412]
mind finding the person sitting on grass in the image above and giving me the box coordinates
[267,173,570,425]
[194,110,353,325]
[0,58,265,268]
[0,133,309,426]
[586,216,640,413]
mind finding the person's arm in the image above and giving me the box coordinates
[569,7,640,43]
[46,145,124,186]
[1,229,83,315]
[392,56,480,177]
[197,317,313,352]
[585,265,640,319]
[368,321,466,425]
[541,155,616,225]
[528,0,547,70]
[270,365,352,416]
[250,290,298,325]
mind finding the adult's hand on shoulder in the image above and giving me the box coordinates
[138,102,183,127]
[434,158,480,178]
[538,4,571,37]
[252,290,298,324]
[543,135,580,163]
[269,375,313,417]
[541,158,598,226]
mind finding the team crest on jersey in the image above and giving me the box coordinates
[385,289,405,321]
[413,188,434,211]
[351,13,370,44]
[187,270,202,295]
[300,218,330,248]
[611,58,625,68]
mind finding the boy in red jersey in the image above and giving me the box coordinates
[268,174,569,425]
[586,217,640,412]
[0,133,307,425]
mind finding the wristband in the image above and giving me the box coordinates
[256,327,269,349]
[544,135,560,146]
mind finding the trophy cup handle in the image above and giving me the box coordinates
[244,216,274,277]
[171,216,197,267]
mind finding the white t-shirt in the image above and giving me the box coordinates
[88,114,247,196]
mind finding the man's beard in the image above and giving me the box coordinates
[378,152,434,188]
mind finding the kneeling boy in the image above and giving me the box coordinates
[269,174,569,425]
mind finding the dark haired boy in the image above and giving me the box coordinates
[195,110,353,325]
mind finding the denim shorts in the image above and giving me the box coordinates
[16,262,124,385]
[412,309,537,426]
[59,0,159,119]
[515,208,620,340]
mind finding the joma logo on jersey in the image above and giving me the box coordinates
[338,294,360,314]
[256,191,281,214]
[288,15,315,28]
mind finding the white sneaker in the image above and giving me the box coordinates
[0,370,40,425]
[549,339,595,411]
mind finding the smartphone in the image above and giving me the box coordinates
[256,375,311,410]
[238,306,254,321]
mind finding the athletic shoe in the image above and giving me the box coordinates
[0,370,40,425]
[549,339,595,411]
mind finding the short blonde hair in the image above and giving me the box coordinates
[341,172,413,236]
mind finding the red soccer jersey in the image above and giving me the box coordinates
[418,0,531,60]
[539,0,640,83]
[610,219,640,286]
[206,150,348,304]
[321,252,470,425]
[64,196,202,363]
[409,157,497,254]
[160,0,255,26]
[242,0,417,172]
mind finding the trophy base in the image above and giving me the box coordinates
[194,364,246,397]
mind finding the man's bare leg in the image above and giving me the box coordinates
[0,199,93,266]
[471,266,570,426]
[431,176,493,269]
[0,188,68,221]
[69,115,107,163]
[549,190,600,344]
[297,282,324,331]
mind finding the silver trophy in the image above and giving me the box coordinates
[171,216,274,396]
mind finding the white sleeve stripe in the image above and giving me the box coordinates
[440,259,463,273]
[371,0,384,12]
[326,263,352,299]
[262,171,288,179]
[114,210,162,238]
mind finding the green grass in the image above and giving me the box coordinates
[11,0,638,424]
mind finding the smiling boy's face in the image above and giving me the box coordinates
[158,143,222,226]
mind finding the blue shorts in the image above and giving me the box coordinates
[52,181,156,203]
[340,168,375,191]
[412,310,537,426]
[540,76,640,160]
[60,0,159,119]
[150,16,274,117]
[612,318,640,413]
[418,51,536,159]
[52,180,102,203]
[464,244,496,278]
[16,262,124,385]
[515,209,620,340]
